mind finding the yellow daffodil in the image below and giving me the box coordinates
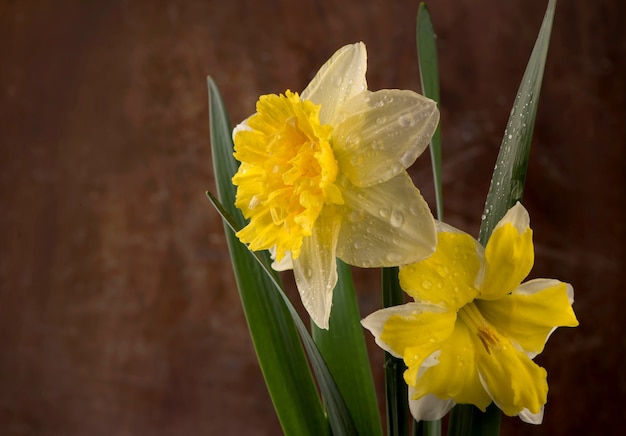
[232,42,439,329]
[362,202,579,423]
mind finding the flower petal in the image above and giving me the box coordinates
[301,42,367,125]
[378,306,456,384]
[480,203,534,300]
[332,89,439,187]
[292,211,341,329]
[335,171,436,268]
[399,230,481,310]
[518,406,544,425]
[476,279,579,357]
[413,320,492,410]
[408,389,455,422]
[474,331,548,418]
[361,302,449,359]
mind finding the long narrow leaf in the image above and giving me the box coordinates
[207,191,358,435]
[312,259,383,436]
[207,78,356,435]
[478,0,558,245]
[417,2,443,220]
[208,77,329,435]
[451,0,558,434]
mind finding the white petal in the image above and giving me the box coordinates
[332,89,439,187]
[301,42,367,124]
[292,213,341,330]
[270,247,293,271]
[336,172,436,268]
[495,201,530,234]
[361,302,441,358]
[408,388,455,422]
[232,115,253,141]
[518,406,544,424]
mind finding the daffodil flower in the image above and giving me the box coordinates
[362,202,579,423]
[232,42,439,329]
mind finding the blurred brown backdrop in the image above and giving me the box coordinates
[1,0,624,435]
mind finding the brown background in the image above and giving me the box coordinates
[1,0,624,435]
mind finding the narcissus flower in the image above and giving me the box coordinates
[362,202,579,423]
[232,42,439,329]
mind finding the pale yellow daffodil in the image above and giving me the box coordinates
[232,42,439,329]
[362,202,579,423]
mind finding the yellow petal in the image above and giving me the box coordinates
[474,331,548,417]
[413,320,492,411]
[332,89,439,187]
[476,279,579,357]
[378,306,456,383]
[361,302,446,358]
[399,229,480,310]
[293,211,341,329]
[481,203,534,299]
[301,42,367,124]
[335,172,436,268]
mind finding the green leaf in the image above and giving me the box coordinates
[312,260,383,436]
[478,0,558,245]
[417,2,443,220]
[208,77,329,436]
[451,0,558,434]
[208,77,357,435]
[382,266,410,436]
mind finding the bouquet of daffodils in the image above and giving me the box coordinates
[208,1,578,435]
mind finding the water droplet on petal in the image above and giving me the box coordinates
[390,209,405,228]
[376,116,387,125]
[400,150,414,168]
[379,208,390,218]
[422,280,433,290]
[398,114,413,127]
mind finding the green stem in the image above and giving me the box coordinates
[382,266,409,436]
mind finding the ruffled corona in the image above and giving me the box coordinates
[233,91,343,262]
[362,202,579,422]
[232,42,440,329]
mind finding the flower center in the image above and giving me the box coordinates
[232,90,344,261]
[457,302,501,354]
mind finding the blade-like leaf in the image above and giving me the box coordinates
[208,77,357,435]
[312,259,383,436]
[478,0,558,245]
[451,0,558,434]
[208,77,329,435]
[207,192,357,436]
[417,2,443,220]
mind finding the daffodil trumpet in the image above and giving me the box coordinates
[232,42,440,329]
[362,202,579,423]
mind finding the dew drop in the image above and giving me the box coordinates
[386,252,403,263]
[305,268,313,278]
[376,116,387,125]
[400,150,414,168]
[390,209,405,228]
[371,139,384,150]
[354,240,364,250]
[398,114,413,127]
[428,337,437,343]
[379,208,390,218]
[421,280,433,290]
[409,201,423,216]
[351,155,363,166]
[508,134,513,140]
